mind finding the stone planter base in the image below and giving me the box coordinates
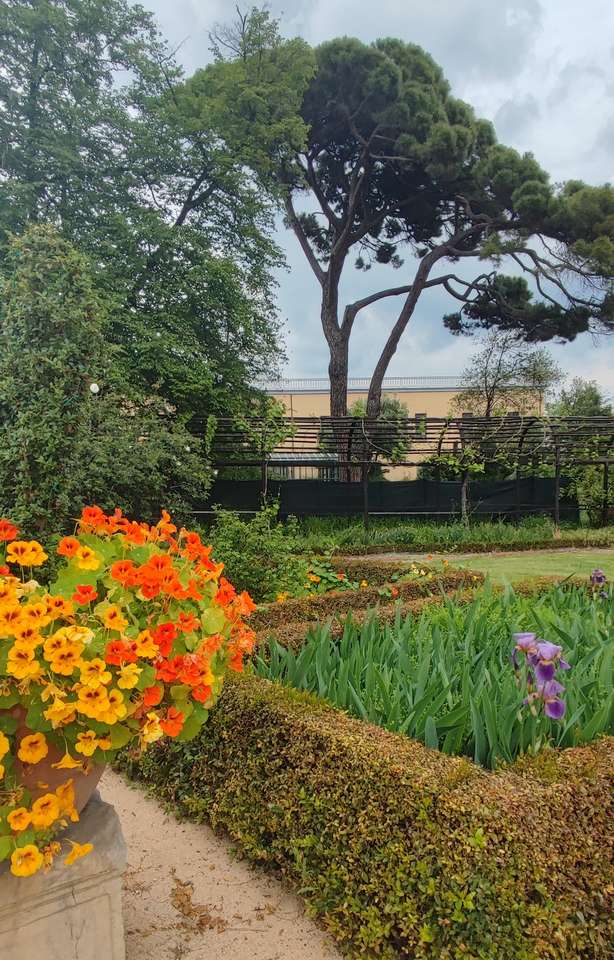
[0,792,127,960]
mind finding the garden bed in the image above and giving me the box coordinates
[120,673,614,959]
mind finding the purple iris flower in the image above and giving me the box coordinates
[537,679,566,719]
[512,631,570,723]
[590,568,607,586]
[513,632,538,654]
[533,641,570,683]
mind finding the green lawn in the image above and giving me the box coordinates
[453,548,614,583]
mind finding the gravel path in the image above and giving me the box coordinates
[100,770,340,960]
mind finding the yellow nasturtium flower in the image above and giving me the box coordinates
[7,644,40,680]
[11,844,44,877]
[56,780,79,822]
[44,698,77,727]
[17,732,48,765]
[75,546,100,571]
[7,807,31,832]
[51,752,83,771]
[75,731,99,757]
[64,841,93,866]
[0,731,10,760]
[31,793,61,829]
[79,658,112,688]
[117,663,141,690]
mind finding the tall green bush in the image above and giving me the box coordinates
[0,226,211,537]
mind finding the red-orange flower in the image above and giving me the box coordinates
[0,565,9,576]
[160,707,184,737]
[155,656,182,683]
[152,622,177,657]
[104,640,137,666]
[235,591,257,617]
[142,685,164,707]
[72,584,98,606]
[177,612,199,634]
[202,633,223,655]
[0,519,19,542]
[214,578,236,607]
[57,536,80,558]
[79,505,107,531]
[110,560,136,586]
[192,684,212,703]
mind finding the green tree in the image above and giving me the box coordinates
[0,0,284,420]
[197,11,613,417]
[349,396,410,476]
[548,378,612,417]
[0,226,211,538]
[451,331,563,418]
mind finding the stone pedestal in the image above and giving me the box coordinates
[0,792,127,960]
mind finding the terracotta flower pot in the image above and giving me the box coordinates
[4,707,104,814]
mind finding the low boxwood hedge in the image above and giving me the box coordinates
[252,567,483,632]
[121,673,614,959]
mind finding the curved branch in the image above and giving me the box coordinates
[284,194,325,284]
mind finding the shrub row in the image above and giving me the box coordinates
[120,673,614,959]
[251,567,484,632]
[330,532,614,555]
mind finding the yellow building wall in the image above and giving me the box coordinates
[273,388,460,419]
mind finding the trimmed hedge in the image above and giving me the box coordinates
[252,567,484,632]
[332,532,614,555]
[121,674,614,959]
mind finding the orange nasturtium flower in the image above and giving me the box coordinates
[57,536,80,558]
[0,518,19,541]
[160,706,184,737]
[17,733,48,765]
[11,844,44,877]
[142,684,163,707]
[72,584,98,606]
[0,731,10,760]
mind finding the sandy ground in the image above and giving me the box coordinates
[100,770,340,960]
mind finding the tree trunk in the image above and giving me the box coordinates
[328,339,349,417]
[460,470,469,526]
[366,251,443,418]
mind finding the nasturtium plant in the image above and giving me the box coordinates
[0,507,255,877]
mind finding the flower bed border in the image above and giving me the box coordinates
[120,671,614,959]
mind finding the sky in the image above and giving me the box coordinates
[145,0,614,396]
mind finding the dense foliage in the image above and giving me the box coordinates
[0,0,283,421]
[0,227,209,537]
